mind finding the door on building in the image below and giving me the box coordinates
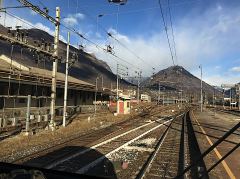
[119,101,124,114]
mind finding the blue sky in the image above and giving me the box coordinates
[2,0,240,86]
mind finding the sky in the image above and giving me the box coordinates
[1,0,240,86]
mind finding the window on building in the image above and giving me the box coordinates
[19,98,26,103]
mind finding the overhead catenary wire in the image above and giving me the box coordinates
[5,11,45,30]
[60,22,141,71]
[3,9,139,73]
[8,0,144,76]
[158,0,175,66]
[63,0,202,13]
[70,5,155,72]
[21,0,149,76]
[167,0,178,65]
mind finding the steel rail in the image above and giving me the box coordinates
[76,118,175,174]
[46,117,166,169]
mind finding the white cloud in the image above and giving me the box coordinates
[0,13,66,42]
[63,17,78,26]
[214,66,221,70]
[230,66,240,72]
[62,13,85,27]
[30,10,37,16]
[85,4,240,86]
[203,75,240,86]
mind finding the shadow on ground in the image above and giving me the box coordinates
[0,146,117,179]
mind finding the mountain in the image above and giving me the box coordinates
[125,76,148,85]
[0,26,132,89]
[142,65,220,97]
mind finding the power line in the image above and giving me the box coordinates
[158,0,175,66]
[73,6,155,71]
[59,23,140,70]
[4,10,138,73]
[13,0,142,73]
[5,11,40,29]
[167,0,178,65]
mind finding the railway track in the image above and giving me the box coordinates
[44,116,175,173]
[135,110,209,179]
[208,107,240,116]
[19,113,183,178]
[9,105,191,179]
[136,112,186,179]
[10,104,176,164]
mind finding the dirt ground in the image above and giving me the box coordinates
[0,110,132,162]
[192,108,240,179]
[0,103,181,164]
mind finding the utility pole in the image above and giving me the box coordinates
[50,7,60,127]
[94,77,98,116]
[25,95,31,135]
[230,88,232,110]
[223,89,225,109]
[101,76,103,90]
[137,73,140,106]
[158,82,160,105]
[63,32,70,127]
[199,65,203,112]
[238,84,240,111]
[0,0,3,9]
[16,1,60,127]
[116,63,119,114]
[136,71,142,108]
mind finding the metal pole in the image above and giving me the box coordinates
[200,65,203,112]
[230,88,232,110]
[137,72,140,107]
[238,85,240,111]
[163,93,165,106]
[63,32,70,127]
[50,7,60,127]
[158,82,160,105]
[26,95,31,134]
[94,77,98,116]
[116,64,119,114]
[223,89,225,109]
[0,0,3,9]
[181,90,183,108]
[101,76,103,90]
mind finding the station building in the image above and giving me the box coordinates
[0,55,111,116]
